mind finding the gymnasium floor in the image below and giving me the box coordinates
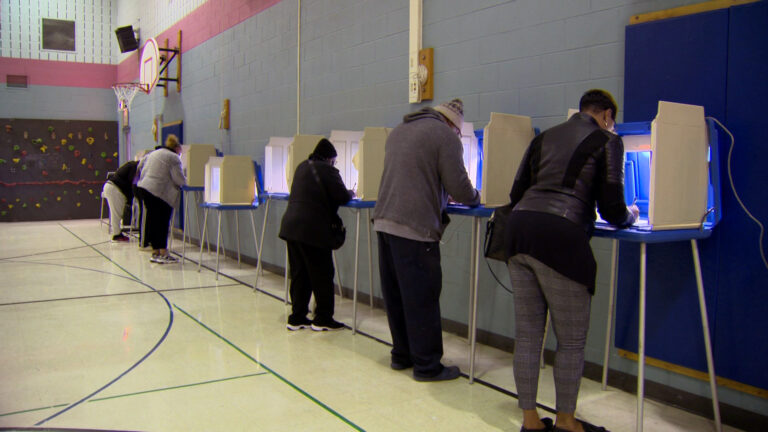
[0,220,736,431]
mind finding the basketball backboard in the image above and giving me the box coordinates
[140,38,160,93]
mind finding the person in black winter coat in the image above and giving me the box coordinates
[102,160,139,242]
[279,139,354,331]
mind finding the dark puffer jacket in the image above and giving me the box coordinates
[509,112,635,234]
[279,158,353,249]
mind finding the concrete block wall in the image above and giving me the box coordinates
[8,0,766,415]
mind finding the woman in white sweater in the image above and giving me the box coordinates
[136,134,187,263]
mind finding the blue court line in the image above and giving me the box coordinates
[173,304,366,432]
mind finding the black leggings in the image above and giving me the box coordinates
[139,187,173,250]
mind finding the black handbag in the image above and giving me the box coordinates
[309,161,346,250]
[484,203,514,262]
[329,213,347,250]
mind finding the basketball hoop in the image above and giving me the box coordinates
[112,82,146,113]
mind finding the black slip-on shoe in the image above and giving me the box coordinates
[553,420,609,432]
[390,360,413,370]
[413,365,461,382]
[521,417,554,432]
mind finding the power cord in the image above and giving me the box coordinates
[707,116,768,271]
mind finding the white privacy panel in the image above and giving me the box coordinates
[481,112,535,207]
[204,155,256,205]
[460,121,480,189]
[329,130,363,191]
[648,101,709,230]
[181,144,217,187]
[286,135,325,189]
[264,136,292,194]
[355,127,391,201]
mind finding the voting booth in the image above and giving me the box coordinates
[286,135,325,189]
[354,127,391,201]
[264,136,292,193]
[480,112,536,207]
[181,144,217,187]
[615,100,715,230]
[204,155,256,205]
[460,122,481,189]
[329,130,363,190]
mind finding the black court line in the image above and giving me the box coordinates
[174,304,366,432]
[182,248,560,416]
[4,222,549,427]
[3,225,364,430]
[0,241,111,261]
[29,225,175,426]
[0,278,241,308]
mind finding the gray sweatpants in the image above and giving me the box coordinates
[507,254,591,413]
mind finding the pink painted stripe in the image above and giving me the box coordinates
[118,0,282,83]
[0,57,117,88]
[0,0,281,88]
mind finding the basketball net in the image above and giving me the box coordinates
[112,83,145,161]
[112,83,144,122]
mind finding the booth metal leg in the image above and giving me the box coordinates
[215,210,222,280]
[468,217,478,343]
[198,207,209,272]
[235,210,242,268]
[469,217,481,384]
[255,199,270,289]
[691,239,722,432]
[352,210,360,334]
[182,191,189,262]
[602,239,620,389]
[200,193,210,254]
[637,242,647,432]
[249,210,260,290]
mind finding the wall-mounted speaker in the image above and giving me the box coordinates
[115,25,139,53]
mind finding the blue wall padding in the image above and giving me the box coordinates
[714,0,768,390]
[624,9,728,122]
[619,2,768,391]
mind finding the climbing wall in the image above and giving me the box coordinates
[0,118,119,222]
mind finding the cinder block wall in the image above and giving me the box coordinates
[8,0,766,416]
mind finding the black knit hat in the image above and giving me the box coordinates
[311,138,338,159]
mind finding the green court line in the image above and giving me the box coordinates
[173,304,366,432]
[0,403,69,418]
[0,374,267,418]
[90,372,268,402]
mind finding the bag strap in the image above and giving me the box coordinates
[307,160,333,213]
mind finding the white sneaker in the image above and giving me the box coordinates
[157,254,179,264]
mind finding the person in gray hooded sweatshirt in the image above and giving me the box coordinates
[372,99,480,382]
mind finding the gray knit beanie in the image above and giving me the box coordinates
[433,99,464,131]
